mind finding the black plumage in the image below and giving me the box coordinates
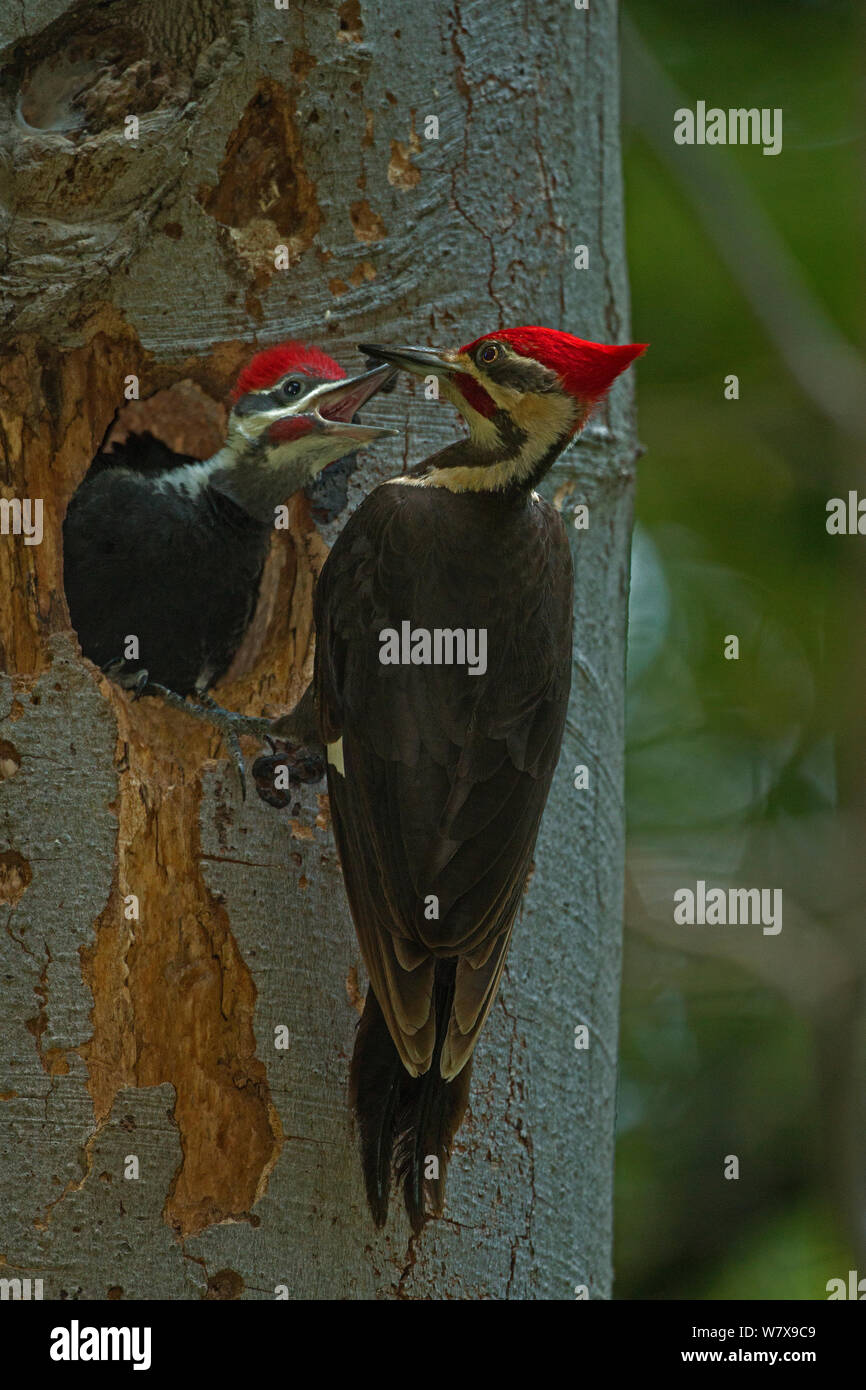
[61,349,395,730]
[64,433,271,696]
[324,326,643,1229]
[315,472,573,1230]
[350,960,472,1231]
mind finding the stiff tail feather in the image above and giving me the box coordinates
[349,959,471,1233]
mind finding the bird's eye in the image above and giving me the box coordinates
[478,342,501,365]
[277,377,303,400]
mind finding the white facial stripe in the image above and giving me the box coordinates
[235,412,282,442]
[507,388,578,453]
[384,347,582,493]
[455,349,553,414]
[234,376,351,441]
[386,454,548,493]
[403,360,580,492]
[450,348,561,406]
[298,378,352,412]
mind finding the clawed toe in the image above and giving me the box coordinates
[252,741,326,808]
[130,669,150,700]
[102,660,151,697]
[99,667,313,805]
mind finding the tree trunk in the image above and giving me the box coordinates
[0,0,637,1299]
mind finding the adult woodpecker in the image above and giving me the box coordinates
[312,325,645,1231]
[63,343,395,781]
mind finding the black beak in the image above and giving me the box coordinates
[358,343,458,379]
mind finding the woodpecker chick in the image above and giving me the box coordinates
[63,343,395,788]
[313,326,646,1231]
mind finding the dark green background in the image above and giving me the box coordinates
[617,0,864,1298]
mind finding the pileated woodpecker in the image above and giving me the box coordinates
[312,326,645,1231]
[63,343,395,780]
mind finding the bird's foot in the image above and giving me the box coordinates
[252,736,327,809]
[104,662,320,803]
[101,657,127,680]
[130,670,150,700]
[101,659,151,699]
[142,684,274,800]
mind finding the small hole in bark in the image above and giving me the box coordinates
[204,1268,244,1300]
[16,39,182,139]
[338,0,363,40]
[0,741,21,780]
[0,850,33,906]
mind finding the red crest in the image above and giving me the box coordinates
[232,342,345,400]
[461,326,647,400]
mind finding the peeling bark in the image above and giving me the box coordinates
[0,0,636,1299]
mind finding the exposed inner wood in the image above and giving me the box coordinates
[1,313,325,1236]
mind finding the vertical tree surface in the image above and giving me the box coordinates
[0,0,638,1298]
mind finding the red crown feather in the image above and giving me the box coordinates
[462,326,647,400]
[232,341,345,400]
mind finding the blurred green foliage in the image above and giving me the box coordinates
[617,0,864,1299]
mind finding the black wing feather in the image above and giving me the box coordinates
[317,481,573,1076]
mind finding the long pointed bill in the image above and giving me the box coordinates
[302,362,398,445]
[358,343,457,380]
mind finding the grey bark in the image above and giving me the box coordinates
[0,0,638,1298]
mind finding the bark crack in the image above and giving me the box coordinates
[447,1,505,323]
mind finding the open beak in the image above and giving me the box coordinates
[358,343,457,380]
[302,363,398,445]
